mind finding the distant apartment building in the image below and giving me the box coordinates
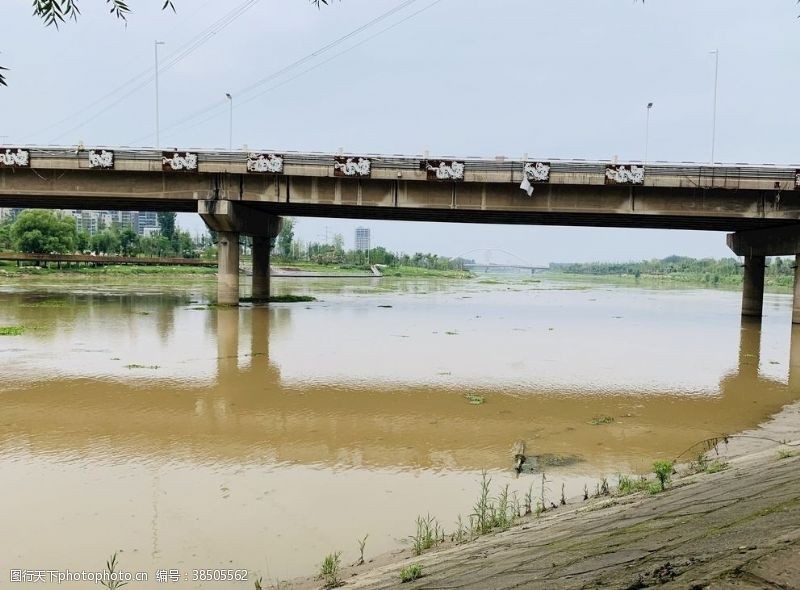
[355,227,371,252]
[137,211,159,236]
[4,207,160,236]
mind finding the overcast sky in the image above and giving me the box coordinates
[2,0,798,264]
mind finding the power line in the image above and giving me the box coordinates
[129,0,425,144]
[169,0,445,141]
[29,0,261,143]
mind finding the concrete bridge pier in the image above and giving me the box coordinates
[199,200,282,305]
[252,236,272,302]
[728,226,800,323]
[741,255,766,318]
[793,254,800,325]
[217,231,241,305]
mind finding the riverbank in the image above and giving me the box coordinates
[0,261,472,280]
[287,400,800,589]
[543,270,793,292]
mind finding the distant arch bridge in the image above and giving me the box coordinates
[455,248,549,274]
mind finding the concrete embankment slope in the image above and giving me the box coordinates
[344,408,800,589]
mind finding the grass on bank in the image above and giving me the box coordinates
[542,270,793,292]
[317,552,343,589]
[0,261,216,276]
[400,564,424,583]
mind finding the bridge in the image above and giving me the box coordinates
[2,146,800,317]
[464,263,547,274]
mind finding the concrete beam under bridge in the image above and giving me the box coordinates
[199,200,282,305]
[727,224,800,257]
[728,224,800,324]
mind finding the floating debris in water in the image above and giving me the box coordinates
[465,394,485,405]
[590,416,615,426]
[0,326,25,336]
[516,453,583,474]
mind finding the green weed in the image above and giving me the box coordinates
[99,553,127,590]
[410,515,441,555]
[704,460,728,473]
[399,564,423,583]
[0,326,24,336]
[617,474,649,496]
[318,552,342,588]
[590,415,615,425]
[652,460,674,491]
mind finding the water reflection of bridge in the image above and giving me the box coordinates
[1,305,799,471]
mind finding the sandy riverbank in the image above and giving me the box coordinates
[286,400,800,589]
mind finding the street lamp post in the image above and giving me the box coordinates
[154,41,165,149]
[710,49,719,164]
[225,93,233,151]
[644,102,654,166]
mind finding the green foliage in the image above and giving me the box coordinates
[399,564,423,583]
[590,415,614,425]
[277,217,295,258]
[0,217,13,250]
[11,210,76,254]
[99,552,128,589]
[0,326,25,336]
[410,514,441,555]
[274,233,472,275]
[465,393,485,405]
[704,460,728,473]
[317,552,342,589]
[617,474,650,495]
[550,256,795,289]
[157,212,177,241]
[777,449,795,460]
[470,471,518,535]
[652,460,674,491]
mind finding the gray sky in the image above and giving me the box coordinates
[2,0,798,264]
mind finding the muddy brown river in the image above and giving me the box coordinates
[1,275,798,587]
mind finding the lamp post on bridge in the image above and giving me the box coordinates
[154,40,165,149]
[225,93,233,151]
[644,102,653,166]
[709,49,719,164]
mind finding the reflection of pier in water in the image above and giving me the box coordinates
[1,308,800,472]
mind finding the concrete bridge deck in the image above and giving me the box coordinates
[2,146,800,310]
[1,146,799,231]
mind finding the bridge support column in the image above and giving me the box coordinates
[741,255,765,318]
[199,200,282,305]
[792,255,800,325]
[252,236,271,301]
[217,231,240,306]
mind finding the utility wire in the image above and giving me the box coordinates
[28,0,260,143]
[168,0,445,142]
[129,0,423,145]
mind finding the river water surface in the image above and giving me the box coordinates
[1,275,799,586]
